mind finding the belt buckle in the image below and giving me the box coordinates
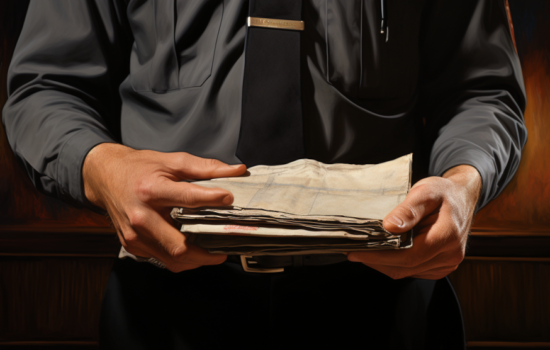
[240,255,284,273]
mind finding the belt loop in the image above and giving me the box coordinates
[292,255,304,268]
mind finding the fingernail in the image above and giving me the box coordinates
[230,164,243,168]
[387,215,404,227]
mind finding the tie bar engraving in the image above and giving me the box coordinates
[247,17,304,31]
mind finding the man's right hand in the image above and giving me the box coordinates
[82,143,247,272]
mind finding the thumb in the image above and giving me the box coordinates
[383,184,442,234]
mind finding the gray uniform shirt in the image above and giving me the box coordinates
[2,0,527,211]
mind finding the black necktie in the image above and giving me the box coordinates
[236,0,305,167]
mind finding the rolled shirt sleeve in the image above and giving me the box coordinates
[2,0,132,207]
[420,0,528,210]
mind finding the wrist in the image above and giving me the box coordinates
[82,143,132,208]
[442,164,483,209]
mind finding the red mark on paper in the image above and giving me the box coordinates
[224,225,258,231]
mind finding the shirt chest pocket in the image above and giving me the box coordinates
[324,0,417,99]
[128,0,224,93]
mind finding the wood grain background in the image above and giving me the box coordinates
[473,1,550,235]
[0,0,111,229]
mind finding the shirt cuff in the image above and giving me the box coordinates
[56,129,116,208]
[119,246,167,269]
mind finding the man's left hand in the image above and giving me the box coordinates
[347,165,482,280]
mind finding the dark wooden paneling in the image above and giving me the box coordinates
[0,342,97,349]
[0,226,119,257]
[449,258,550,343]
[0,0,111,229]
[468,343,550,350]
[467,235,550,257]
[0,258,113,342]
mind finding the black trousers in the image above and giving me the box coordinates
[99,258,465,350]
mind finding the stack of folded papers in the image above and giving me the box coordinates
[171,154,413,256]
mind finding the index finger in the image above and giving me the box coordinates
[162,152,247,180]
[142,179,235,208]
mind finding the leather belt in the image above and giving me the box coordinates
[226,254,348,273]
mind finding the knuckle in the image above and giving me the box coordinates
[175,152,190,163]
[169,245,189,262]
[410,182,430,197]
[181,189,199,207]
[410,181,428,192]
[128,209,148,229]
[136,180,155,203]
[202,158,223,175]
[422,188,440,204]
[410,181,443,203]
[178,151,190,158]
[168,152,190,168]
[180,152,197,166]
[205,158,220,168]
[123,231,140,246]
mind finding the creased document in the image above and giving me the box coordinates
[171,154,413,256]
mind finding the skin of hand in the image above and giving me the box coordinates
[83,143,247,273]
[347,165,482,280]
